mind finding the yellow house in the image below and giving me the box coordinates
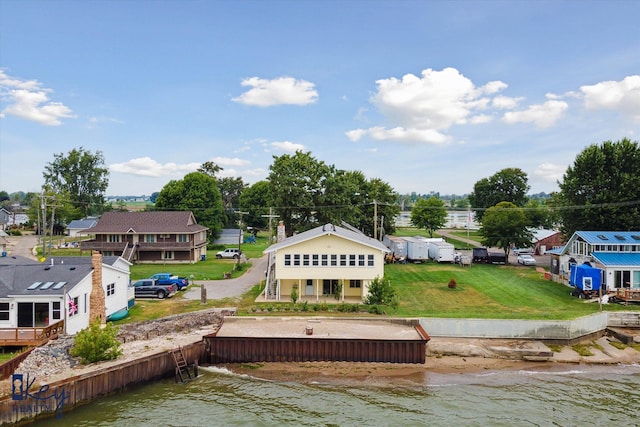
[262,223,390,302]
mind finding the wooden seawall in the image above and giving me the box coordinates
[0,342,204,426]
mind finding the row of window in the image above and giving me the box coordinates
[284,254,375,267]
[572,242,640,255]
[106,234,190,243]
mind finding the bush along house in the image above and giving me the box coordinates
[261,223,390,303]
[79,211,209,264]
[0,252,131,345]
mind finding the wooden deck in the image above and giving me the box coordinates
[0,320,65,347]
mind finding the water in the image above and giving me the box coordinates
[34,364,640,426]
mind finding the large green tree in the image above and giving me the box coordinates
[154,172,225,238]
[42,147,109,218]
[480,201,533,261]
[267,151,332,236]
[239,180,272,231]
[410,197,447,237]
[558,138,640,236]
[469,168,530,223]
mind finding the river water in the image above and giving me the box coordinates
[34,363,640,426]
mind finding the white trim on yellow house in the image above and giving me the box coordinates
[263,224,390,302]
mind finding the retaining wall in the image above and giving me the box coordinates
[0,342,204,426]
[419,312,610,341]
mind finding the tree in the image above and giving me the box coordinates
[239,181,271,231]
[365,276,397,307]
[154,172,225,238]
[480,201,533,261]
[197,161,223,178]
[410,197,447,237]
[218,177,247,228]
[42,147,109,218]
[360,178,400,238]
[268,151,332,236]
[469,168,529,222]
[70,318,122,364]
[558,138,640,236]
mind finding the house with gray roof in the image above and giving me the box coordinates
[262,223,390,302]
[0,252,131,341]
[66,218,98,237]
[78,211,209,264]
[548,231,640,291]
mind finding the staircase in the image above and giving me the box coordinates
[265,253,278,300]
[121,243,138,263]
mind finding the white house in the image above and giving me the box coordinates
[0,252,131,337]
[549,231,640,291]
[262,223,390,302]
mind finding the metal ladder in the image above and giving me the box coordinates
[171,347,192,383]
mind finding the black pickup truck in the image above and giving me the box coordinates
[131,279,177,299]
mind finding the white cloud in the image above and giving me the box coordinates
[232,76,318,107]
[492,95,523,109]
[502,99,568,128]
[533,162,566,183]
[347,67,508,144]
[580,75,640,121]
[271,141,306,152]
[109,157,200,177]
[0,70,75,125]
[211,156,250,167]
[243,168,268,177]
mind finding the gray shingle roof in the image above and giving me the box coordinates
[0,260,92,297]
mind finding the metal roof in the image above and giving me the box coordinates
[590,252,640,267]
[574,231,640,244]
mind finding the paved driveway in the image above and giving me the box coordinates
[183,255,268,301]
[4,234,39,260]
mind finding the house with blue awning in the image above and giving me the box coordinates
[548,231,640,291]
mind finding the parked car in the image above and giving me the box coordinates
[517,254,537,266]
[149,273,189,290]
[132,279,177,299]
[216,248,242,259]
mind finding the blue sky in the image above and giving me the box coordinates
[1,0,638,198]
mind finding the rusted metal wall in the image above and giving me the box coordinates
[0,343,204,426]
[205,336,426,364]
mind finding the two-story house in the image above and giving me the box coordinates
[79,211,209,264]
[549,231,640,291]
[262,223,390,302]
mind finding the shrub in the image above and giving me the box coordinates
[448,278,457,289]
[291,286,299,304]
[301,301,309,312]
[365,276,397,306]
[70,318,122,364]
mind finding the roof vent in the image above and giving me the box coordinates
[597,234,608,240]
[632,235,640,241]
[322,224,336,232]
[614,235,626,241]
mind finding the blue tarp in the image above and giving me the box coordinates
[569,264,603,292]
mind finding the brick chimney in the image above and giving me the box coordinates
[91,251,106,325]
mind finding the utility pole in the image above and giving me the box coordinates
[236,210,249,266]
[373,200,378,240]
[261,207,279,245]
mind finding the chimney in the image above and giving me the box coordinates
[277,221,286,242]
[91,251,106,325]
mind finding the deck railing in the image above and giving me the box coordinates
[0,320,65,347]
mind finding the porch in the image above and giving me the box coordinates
[0,320,65,347]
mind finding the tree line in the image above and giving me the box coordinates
[2,138,639,248]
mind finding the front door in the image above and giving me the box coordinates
[322,279,338,296]
[17,302,50,327]
[305,279,314,296]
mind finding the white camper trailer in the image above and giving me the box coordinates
[428,240,455,263]
[402,236,429,262]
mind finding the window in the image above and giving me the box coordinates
[52,301,61,321]
[178,234,188,243]
[340,254,347,266]
[108,234,121,243]
[0,303,9,321]
[368,255,374,266]
[84,293,88,313]
[349,255,356,266]
[303,254,310,266]
[321,254,328,266]
[293,254,301,266]
[312,254,319,266]
[350,280,361,289]
[68,296,79,317]
[358,254,365,266]
[145,234,155,243]
[331,254,337,266]
[284,254,291,266]
[163,251,174,260]
[107,283,115,296]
